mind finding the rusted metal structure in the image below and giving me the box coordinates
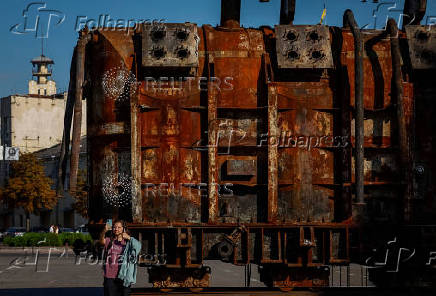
[60,0,436,290]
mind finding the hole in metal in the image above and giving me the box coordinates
[417,31,429,41]
[153,48,165,59]
[287,50,299,60]
[177,49,189,59]
[421,50,432,62]
[176,31,189,41]
[286,31,297,41]
[309,31,319,41]
[311,50,322,59]
[151,30,165,41]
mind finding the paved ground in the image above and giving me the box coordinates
[0,246,264,295]
[0,246,374,295]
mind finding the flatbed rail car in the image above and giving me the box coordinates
[59,0,436,290]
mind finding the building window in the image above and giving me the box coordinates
[19,215,23,227]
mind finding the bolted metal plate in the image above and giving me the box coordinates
[142,23,199,67]
[405,25,436,69]
[275,25,333,69]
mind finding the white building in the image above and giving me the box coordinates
[0,54,87,231]
[1,55,86,153]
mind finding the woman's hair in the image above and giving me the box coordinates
[112,219,130,235]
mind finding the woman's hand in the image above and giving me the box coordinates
[122,232,131,240]
[99,222,111,246]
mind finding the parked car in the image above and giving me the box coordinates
[60,227,75,233]
[5,227,26,237]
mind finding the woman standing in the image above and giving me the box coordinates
[100,220,141,296]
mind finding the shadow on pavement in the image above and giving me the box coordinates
[0,288,103,296]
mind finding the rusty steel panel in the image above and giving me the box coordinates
[217,156,257,185]
[202,27,265,54]
[214,58,261,108]
[218,191,259,223]
[142,23,199,67]
[278,148,334,185]
[278,185,334,222]
[275,25,333,68]
[351,116,392,148]
[215,118,259,147]
[405,25,436,69]
[226,158,256,176]
[351,153,400,183]
[270,77,338,223]
[142,186,201,223]
[278,110,334,137]
[204,26,267,224]
[276,82,334,109]
[86,30,136,222]
[138,84,204,223]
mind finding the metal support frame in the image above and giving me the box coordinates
[343,10,365,206]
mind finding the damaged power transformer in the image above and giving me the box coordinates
[59,0,436,291]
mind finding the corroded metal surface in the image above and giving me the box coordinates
[142,23,199,68]
[275,25,333,69]
[67,2,436,289]
[405,25,436,69]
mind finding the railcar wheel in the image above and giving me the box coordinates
[279,287,294,292]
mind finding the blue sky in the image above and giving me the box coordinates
[1,0,435,97]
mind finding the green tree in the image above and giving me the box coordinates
[0,153,58,231]
[72,169,88,218]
